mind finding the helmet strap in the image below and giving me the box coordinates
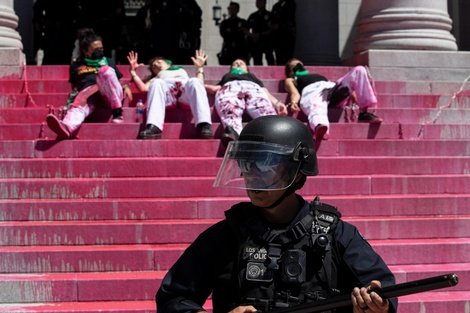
[262,182,298,209]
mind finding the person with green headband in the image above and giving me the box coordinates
[127,49,213,140]
[205,58,288,146]
[284,58,382,143]
[46,32,132,139]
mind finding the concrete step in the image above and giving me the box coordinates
[14,65,352,81]
[3,106,470,125]
[2,194,470,222]
[2,119,470,140]
[0,264,467,302]
[0,139,225,158]
[345,50,470,82]
[0,219,218,246]
[2,77,470,97]
[1,215,469,246]
[375,238,470,266]
[0,271,164,303]
[397,293,469,313]
[3,93,470,109]
[316,139,470,156]
[1,174,469,200]
[0,238,468,274]
[2,156,469,179]
[0,63,468,313]
[1,139,468,159]
[2,293,469,313]
[378,93,470,109]
[0,301,156,313]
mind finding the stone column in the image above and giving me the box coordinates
[0,0,22,49]
[294,0,341,65]
[0,0,23,75]
[354,0,458,54]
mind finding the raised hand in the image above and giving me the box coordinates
[127,51,145,72]
[191,49,208,68]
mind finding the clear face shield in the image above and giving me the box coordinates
[213,141,301,191]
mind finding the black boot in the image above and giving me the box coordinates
[197,122,213,139]
[111,108,124,123]
[221,126,239,146]
[138,124,162,139]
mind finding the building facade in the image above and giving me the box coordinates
[8,0,470,66]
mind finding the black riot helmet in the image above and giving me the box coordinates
[214,116,318,191]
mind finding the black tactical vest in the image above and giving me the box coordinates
[224,196,342,312]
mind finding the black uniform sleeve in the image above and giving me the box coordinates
[335,220,398,313]
[156,220,231,313]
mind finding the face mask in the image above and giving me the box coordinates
[90,50,104,60]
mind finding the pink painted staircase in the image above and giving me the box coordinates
[0,64,469,312]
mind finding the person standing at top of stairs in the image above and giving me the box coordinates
[46,32,132,139]
[127,49,213,140]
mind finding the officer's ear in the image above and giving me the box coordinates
[292,173,307,190]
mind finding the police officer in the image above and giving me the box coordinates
[218,2,249,65]
[156,115,398,313]
[246,0,275,65]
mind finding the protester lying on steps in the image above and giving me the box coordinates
[205,58,287,146]
[127,49,213,140]
[284,58,382,143]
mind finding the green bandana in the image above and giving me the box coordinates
[230,68,247,75]
[165,59,183,71]
[84,57,108,68]
[294,69,309,76]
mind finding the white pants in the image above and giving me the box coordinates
[215,80,276,134]
[300,66,377,134]
[146,77,212,130]
[63,66,123,132]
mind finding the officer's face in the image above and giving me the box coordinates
[241,157,287,189]
[245,170,302,208]
[242,160,289,208]
[246,188,286,208]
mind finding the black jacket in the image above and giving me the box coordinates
[156,196,398,313]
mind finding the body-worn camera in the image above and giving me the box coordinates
[244,244,306,283]
[281,249,306,283]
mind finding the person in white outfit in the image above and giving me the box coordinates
[127,49,213,139]
[284,58,382,142]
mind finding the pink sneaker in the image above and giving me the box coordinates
[46,114,71,139]
[314,124,329,141]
